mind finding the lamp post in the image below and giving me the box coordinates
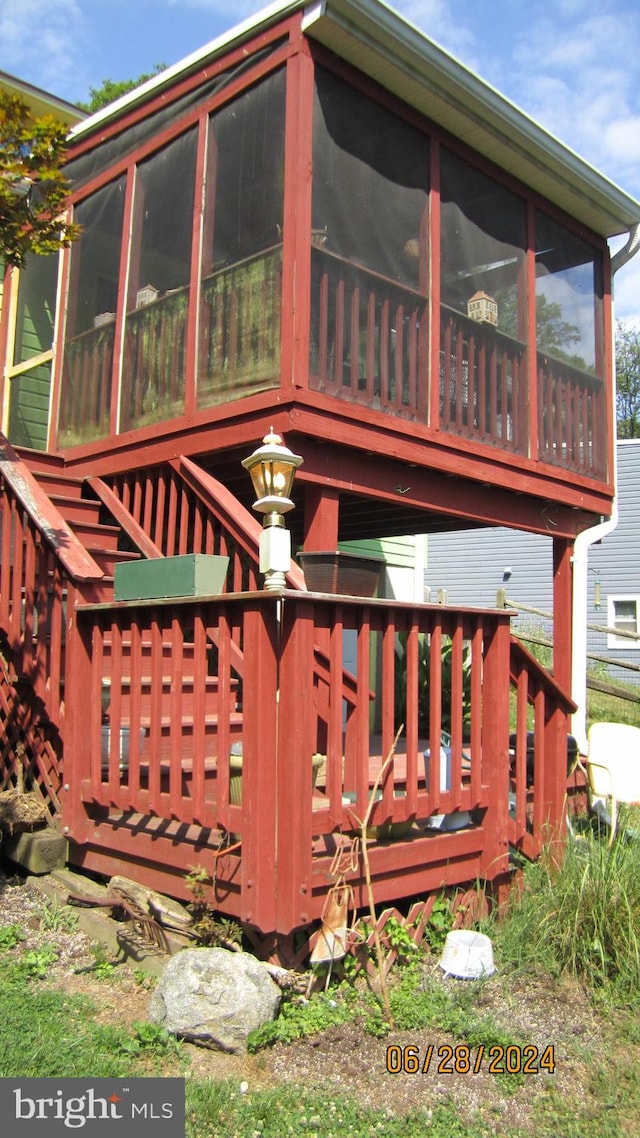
[242,429,303,591]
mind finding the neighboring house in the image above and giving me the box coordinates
[0,71,84,450]
[0,0,638,961]
[426,439,640,689]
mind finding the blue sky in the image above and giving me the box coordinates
[2,0,639,320]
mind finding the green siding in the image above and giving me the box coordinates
[8,363,51,450]
[340,536,416,569]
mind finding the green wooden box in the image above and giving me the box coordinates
[114,554,229,601]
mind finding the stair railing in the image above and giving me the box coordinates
[509,634,576,857]
[0,435,103,716]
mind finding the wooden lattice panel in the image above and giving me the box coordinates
[0,644,63,821]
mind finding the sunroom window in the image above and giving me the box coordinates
[197,68,286,408]
[535,212,606,476]
[439,148,527,451]
[58,177,126,446]
[120,128,198,431]
[309,67,429,417]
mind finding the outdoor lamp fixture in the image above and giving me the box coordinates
[242,429,303,590]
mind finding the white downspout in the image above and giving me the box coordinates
[570,223,640,751]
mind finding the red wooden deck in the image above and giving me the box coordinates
[0,441,579,963]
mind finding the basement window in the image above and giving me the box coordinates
[607,596,640,649]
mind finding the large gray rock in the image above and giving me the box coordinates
[149,948,281,1052]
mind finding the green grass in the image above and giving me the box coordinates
[186,1082,491,1138]
[488,828,640,1000]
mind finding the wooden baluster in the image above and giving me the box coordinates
[394,304,404,411]
[404,618,419,817]
[11,503,24,657]
[478,337,487,437]
[132,474,143,529]
[166,475,179,557]
[318,267,329,380]
[213,606,232,832]
[148,613,164,815]
[190,610,208,825]
[455,325,464,429]
[334,278,345,391]
[366,289,376,404]
[442,317,452,423]
[154,473,166,552]
[467,334,477,435]
[178,484,190,555]
[48,563,63,728]
[327,605,344,829]
[469,624,483,805]
[427,618,442,811]
[407,308,418,414]
[127,619,143,804]
[350,286,360,393]
[380,297,390,408]
[168,610,185,819]
[143,472,154,538]
[489,340,498,441]
[22,524,37,680]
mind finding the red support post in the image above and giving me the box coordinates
[239,599,279,934]
[276,595,317,933]
[303,485,340,552]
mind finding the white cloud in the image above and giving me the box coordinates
[0,0,87,96]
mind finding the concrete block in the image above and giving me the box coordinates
[3,828,67,875]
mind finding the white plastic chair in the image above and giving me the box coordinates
[586,722,640,845]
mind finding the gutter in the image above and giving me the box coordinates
[570,223,640,750]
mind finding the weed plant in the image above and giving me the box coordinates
[489,826,640,1000]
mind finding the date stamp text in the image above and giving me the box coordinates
[385,1044,556,1076]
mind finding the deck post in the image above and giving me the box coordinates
[550,536,574,837]
[59,585,93,842]
[239,598,280,935]
[478,614,511,880]
[302,485,340,552]
[275,593,316,934]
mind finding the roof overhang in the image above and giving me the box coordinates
[0,69,85,126]
[70,0,640,240]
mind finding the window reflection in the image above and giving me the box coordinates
[535,211,601,374]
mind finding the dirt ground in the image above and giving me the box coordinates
[0,869,612,1133]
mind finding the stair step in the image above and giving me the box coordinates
[48,494,104,526]
[88,548,142,575]
[67,521,122,551]
[29,469,86,499]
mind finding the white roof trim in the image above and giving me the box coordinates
[67,0,640,239]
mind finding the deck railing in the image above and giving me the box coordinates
[58,322,114,447]
[537,353,606,479]
[120,289,189,431]
[0,437,103,719]
[198,246,282,408]
[0,438,105,812]
[508,635,576,859]
[62,589,573,939]
[309,248,428,419]
[439,307,528,454]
